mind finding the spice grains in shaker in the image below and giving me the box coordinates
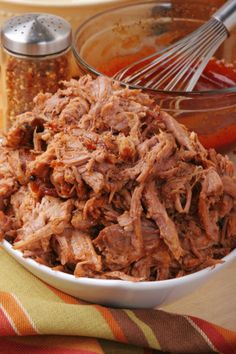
[1,14,72,130]
[5,53,71,124]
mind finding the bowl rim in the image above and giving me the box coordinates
[2,239,236,289]
[72,0,236,96]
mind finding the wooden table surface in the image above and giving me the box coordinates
[162,260,236,331]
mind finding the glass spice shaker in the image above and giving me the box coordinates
[1,13,72,130]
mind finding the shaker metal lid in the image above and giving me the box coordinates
[1,13,72,56]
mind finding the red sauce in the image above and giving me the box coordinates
[98,45,156,78]
[199,125,236,151]
[98,48,236,91]
[195,58,236,91]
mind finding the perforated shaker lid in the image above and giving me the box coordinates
[1,13,72,56]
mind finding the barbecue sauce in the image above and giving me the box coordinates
[98,50,236,91]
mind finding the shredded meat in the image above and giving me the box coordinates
[0,211,12,241]
[1,75,236,281]
[144,180,183,260]
[198,168,223,241]
[6,112,45,149]
[0,146,19,203]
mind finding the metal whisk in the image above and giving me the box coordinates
[114,0,236,92]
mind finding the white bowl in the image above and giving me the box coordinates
[2,239,236,308]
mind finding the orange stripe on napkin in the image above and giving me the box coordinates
[94,305,127,343]
[0,306,18,335]
[44,283,81,305]
[190,316,236,354]
[213,324,236,351]
[0,292,38,335]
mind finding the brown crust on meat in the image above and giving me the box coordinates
[1,75,236,281]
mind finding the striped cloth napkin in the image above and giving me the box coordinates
[0,246,235,354]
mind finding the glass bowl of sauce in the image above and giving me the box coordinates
[73,0,236,154]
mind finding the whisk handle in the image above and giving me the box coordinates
[213,0,236,33]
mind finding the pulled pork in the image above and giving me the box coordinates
[1,75,236,281]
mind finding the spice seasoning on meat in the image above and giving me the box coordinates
[1,13,72,130]
[1,75,236,281]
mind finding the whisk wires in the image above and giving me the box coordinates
[114,17,228,92]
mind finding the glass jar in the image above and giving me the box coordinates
[1,13,72,130]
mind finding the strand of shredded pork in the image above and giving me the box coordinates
[1,75,236,281]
